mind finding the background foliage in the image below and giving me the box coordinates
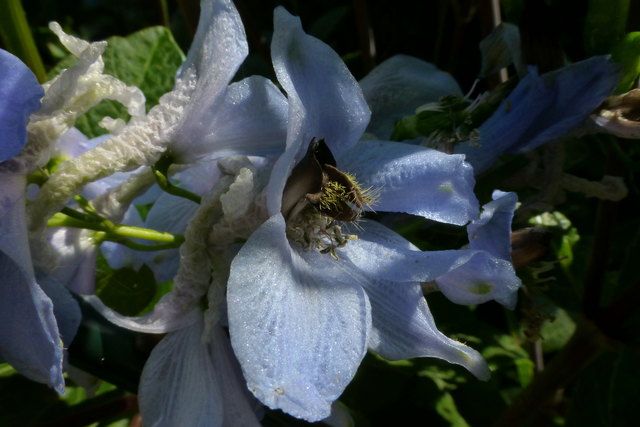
[2,0,640,426]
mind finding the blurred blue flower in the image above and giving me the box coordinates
[1,49,80,393]
[455,56,620,173]
[226,8,520,422]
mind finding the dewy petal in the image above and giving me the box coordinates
[227,214,371,422]
[0,49,44,162]
[359,55,462,139]
[84,293,200,334]
[0,258,65,392]
[48,227,98,295]
[138,320,223,427]
[140,193,200,282]
[343,221,520,308]
[434,191,521,308]
[0,174,64,393]
[178,0,247,87]
[171,0,253,162]
[172,75,288,163]
[456,56,619,173]
[38,275,82,347]
[436,251,521,309]
[266,7,371,215]
[467,190,518,261]
[362,277,490,380]
[343,220,479,284]
[340,141,478,225]
[271,7,370,157]
[208,326,263,427]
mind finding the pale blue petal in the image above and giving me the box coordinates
[173,76,288,163]
[179,0,247,83]
[84,293,200,334]
[0,49,43,162]
[362,277,490,380]
[228,214,371,422]
[266,7,371,215]
[436,251,521,309]
[144,191,197,233]
[138,321,223,427]
[171,0,249,162]
[141,193,199,282]
[48,227,98,295]
[467,190,518,260]
[208,326,263,427]
[0,255,65,392]
[51,127,98,158]
[1,176,64,392]
[272,8,370,157]
[343,220,480,283]
[38,275,82,347]
[457,56,619,172]
[340,141,478,225]
[176,159,222,195]
[359,55,462,139]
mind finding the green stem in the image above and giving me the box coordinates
[158,0,170,27]
[60,206,101,224]
[48,212,104,231]
[152,155,202,204]
[107,224,183,244]
[102,236,183,252]
[0,0,46,82]
[48,212,184,247]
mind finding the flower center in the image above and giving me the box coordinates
[281,138,376,258]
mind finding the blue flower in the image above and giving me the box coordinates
[455,56,620,173]
[82,1,281,424]
[0,50,43,163]
[1,49,81,393]
[436,190,520,308]
[226,8,520,421]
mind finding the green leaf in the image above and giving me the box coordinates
[96,264,158,316]
[584,0,630,55]
[100,26,185,110]
[49,26,184,138]
[611,32,640,93]
[435,392,470,427]
[540,306,577,353]
[514,358,535,388]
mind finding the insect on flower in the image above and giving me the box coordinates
[282,137,377,259]
[283,137,376,223]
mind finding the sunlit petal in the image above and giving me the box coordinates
[228,214,371,421]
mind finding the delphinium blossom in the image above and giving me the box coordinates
[1,49,81,393]
[226,8,521,422]
[76,0,287,425]
[434,190,519,307]
[27,0,288,249]
[455,56,620,173]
